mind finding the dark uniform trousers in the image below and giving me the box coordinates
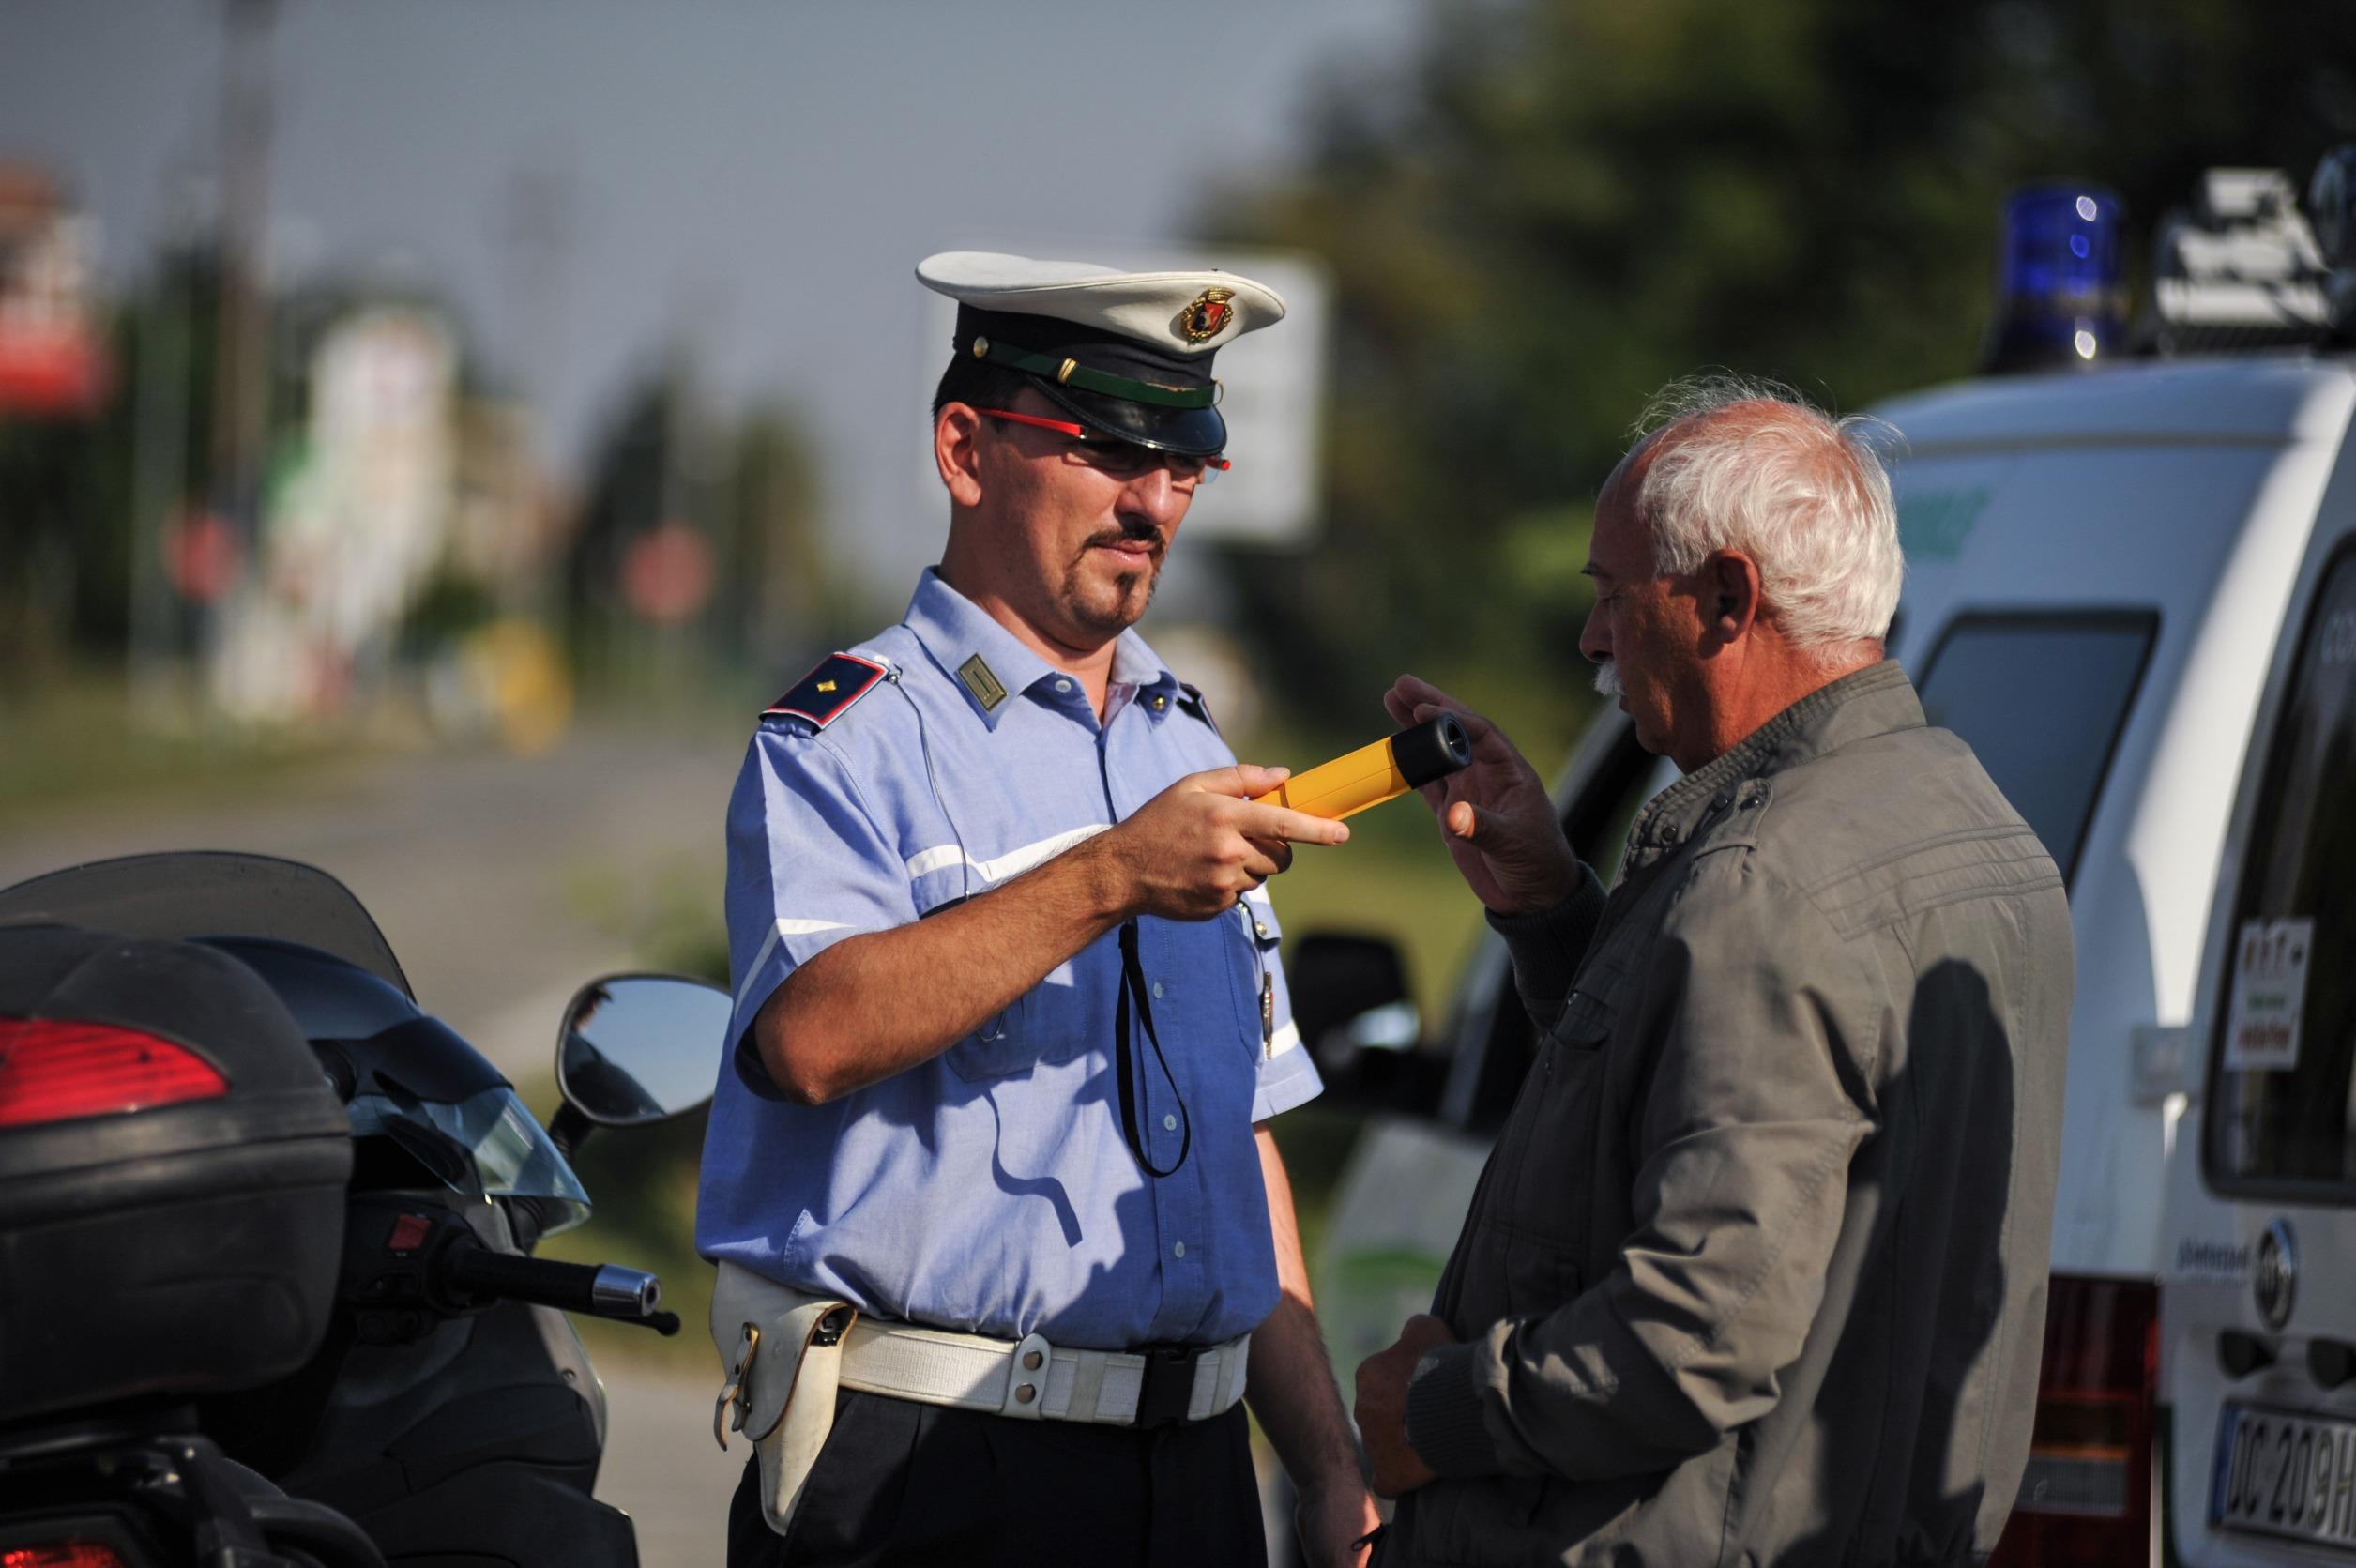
[729,1388,1269,1568]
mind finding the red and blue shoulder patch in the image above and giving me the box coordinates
[761,652,889,730]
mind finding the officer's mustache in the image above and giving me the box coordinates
[1080,522,1166,560]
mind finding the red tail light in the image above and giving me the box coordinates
[3,1542,130,1568]
[0,1016,229,1129]
[1990,1275,2159,1566]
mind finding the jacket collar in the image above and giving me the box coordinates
[902,569,1179,730]
[1626,660,1923,859]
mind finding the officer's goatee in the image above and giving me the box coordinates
[1063,524,1164,634]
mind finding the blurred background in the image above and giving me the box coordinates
[2,0,2350,1560]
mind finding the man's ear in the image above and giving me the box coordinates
[935,403,986,509]
[1704,551,1764,645]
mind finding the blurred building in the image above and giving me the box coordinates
[215,303,459,721]
[0,162,105,419]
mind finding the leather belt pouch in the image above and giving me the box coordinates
[711,1261,859,1538]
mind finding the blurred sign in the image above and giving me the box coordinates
[0,162,105,418]
[918,243,1330,546]
[162,510,243,603]
[622,521,716,624]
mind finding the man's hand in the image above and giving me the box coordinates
[1295,1480,1384,1568]
[1383,676,1581,915]
[1354,1313,1456,1499]
[1090,764,1350,921]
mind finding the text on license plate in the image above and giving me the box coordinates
[2213,1403,2356,1548]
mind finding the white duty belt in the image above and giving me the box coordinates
[709,1261,1250,1450]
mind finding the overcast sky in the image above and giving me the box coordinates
[2,0,1426,599]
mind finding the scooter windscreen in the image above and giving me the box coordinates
[208,935,594,1236]
[0,850,414,997]
[347,1073,593,1237]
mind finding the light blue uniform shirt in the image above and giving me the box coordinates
[697,571,1322,1348]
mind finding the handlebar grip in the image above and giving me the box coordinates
[440,1244,662,1320]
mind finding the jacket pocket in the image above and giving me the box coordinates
[1497,992,1613,1299]
[1504,1226,1585,1320]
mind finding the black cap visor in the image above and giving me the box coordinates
[1031,377,1228,458]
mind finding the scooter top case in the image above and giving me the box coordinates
[0,921,351,1428]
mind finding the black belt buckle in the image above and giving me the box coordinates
[1132,1344,1203,1429]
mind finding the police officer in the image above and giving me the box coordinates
[699,252,1382,1567]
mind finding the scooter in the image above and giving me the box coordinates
[0,851,729,1568]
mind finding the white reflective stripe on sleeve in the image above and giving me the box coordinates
[904,823,1109,886]
[904,845,966,880]
[733,917,853,1012]
[1266,1019,1300,1058]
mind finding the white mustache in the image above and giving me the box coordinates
[1591,662,1622,697]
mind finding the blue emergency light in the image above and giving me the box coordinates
[1984,184,2128,373]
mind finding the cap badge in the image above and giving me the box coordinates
[1178,287,1236,343]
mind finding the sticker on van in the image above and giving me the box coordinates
[2222,918,2314,1072]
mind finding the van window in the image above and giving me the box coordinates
[1913,612,2158,884]
[2204,547,2356,1196]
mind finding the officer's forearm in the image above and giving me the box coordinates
[1247,1127,1381,1556]
[753,842,1128,1104]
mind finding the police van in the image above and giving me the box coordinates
[2152,183,2356,1561]
[1291,157,2356,1565]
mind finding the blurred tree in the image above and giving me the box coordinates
[716,403,832,676]
[564,363,831,708]
[1214,0,2356,755]
[0,245,219,693]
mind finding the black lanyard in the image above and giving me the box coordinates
[1113,921,1191,1178]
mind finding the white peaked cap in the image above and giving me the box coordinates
[917,251,1286,358]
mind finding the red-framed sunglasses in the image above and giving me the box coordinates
[976,407,1232,484]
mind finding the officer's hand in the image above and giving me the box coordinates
[1354,1313,1453,1499]
[1384,675,1580,915]
[1097,765,1349,921]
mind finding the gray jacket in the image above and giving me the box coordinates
[1391,662,2073,1567]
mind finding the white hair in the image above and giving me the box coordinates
[1621,373,1905,657]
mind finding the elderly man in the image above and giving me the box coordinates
[700,252,1379,1568]
[1354,378,2074,1565]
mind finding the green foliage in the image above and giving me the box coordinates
[1212,0,2356,744]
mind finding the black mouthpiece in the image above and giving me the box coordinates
[1391,712,1473,790]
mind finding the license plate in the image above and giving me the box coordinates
[2213,1402,2356,1548]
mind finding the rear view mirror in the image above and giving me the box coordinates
[555,973,732,1127]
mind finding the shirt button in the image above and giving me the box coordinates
[1152,694,1167,710]
[1054,677,1072,694]
[1150,982,1164,999]
[1163,1113,1178,1132]
[1173,1241,1186,1259]
[1254,921,1269,938]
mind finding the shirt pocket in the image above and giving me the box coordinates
[943,956,1095,1083]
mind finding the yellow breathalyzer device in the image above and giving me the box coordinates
[1254,713,1474,821]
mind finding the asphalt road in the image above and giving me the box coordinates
[600,1361,744,1566]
